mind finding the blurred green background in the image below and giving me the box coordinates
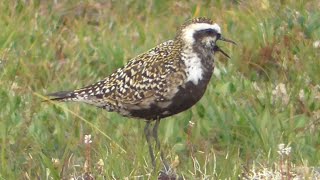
[0,0,319,179]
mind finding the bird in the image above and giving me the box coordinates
[47,17,235,173]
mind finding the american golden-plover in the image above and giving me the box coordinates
[48,17,235,173]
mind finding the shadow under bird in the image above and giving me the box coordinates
[47,17,236,175]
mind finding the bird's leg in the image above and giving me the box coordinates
[152,119,170,171]
[144,121,156,169]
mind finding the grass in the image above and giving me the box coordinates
[0,0,319,179]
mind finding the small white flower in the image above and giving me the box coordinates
[313,40,320,48]
[51,158,60,168]
[277,143,292,156]
[189,120,195,127]
[84,134,92,144]
[97,159,104,167]
[278,143,285,150]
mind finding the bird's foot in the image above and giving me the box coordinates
[157,164,183,180]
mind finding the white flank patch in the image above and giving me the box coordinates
[182,23,221,45]
[183,49,203,85]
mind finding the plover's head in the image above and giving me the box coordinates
[177,17,236,58]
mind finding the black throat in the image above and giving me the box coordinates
[192,42,215,81]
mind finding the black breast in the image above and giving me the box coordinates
[129,68,214,120]
[162,75,213,118]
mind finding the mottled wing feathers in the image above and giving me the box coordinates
[102,40,178,103]
[48,40,184,113]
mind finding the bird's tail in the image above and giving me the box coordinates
[47,81,105,102]
[47,90,78,101]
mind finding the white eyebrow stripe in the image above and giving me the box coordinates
[182,23,221,45]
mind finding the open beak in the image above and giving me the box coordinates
[214,35,236,59]
[214,46,231,58]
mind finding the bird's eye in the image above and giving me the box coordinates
[216,33,221,40]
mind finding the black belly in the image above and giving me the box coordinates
[129,78,211,120]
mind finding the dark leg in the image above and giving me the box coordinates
[152,120,161,151]
[152,119,170,171]
[144,121,156,168]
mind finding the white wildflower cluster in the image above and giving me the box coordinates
[241,144,296,179]
[51,158,60,168]
[84,134,92,144]
[277,143,292,156]
[241,162,299,180]
[96,159,104,174]
[242,166,294,180]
